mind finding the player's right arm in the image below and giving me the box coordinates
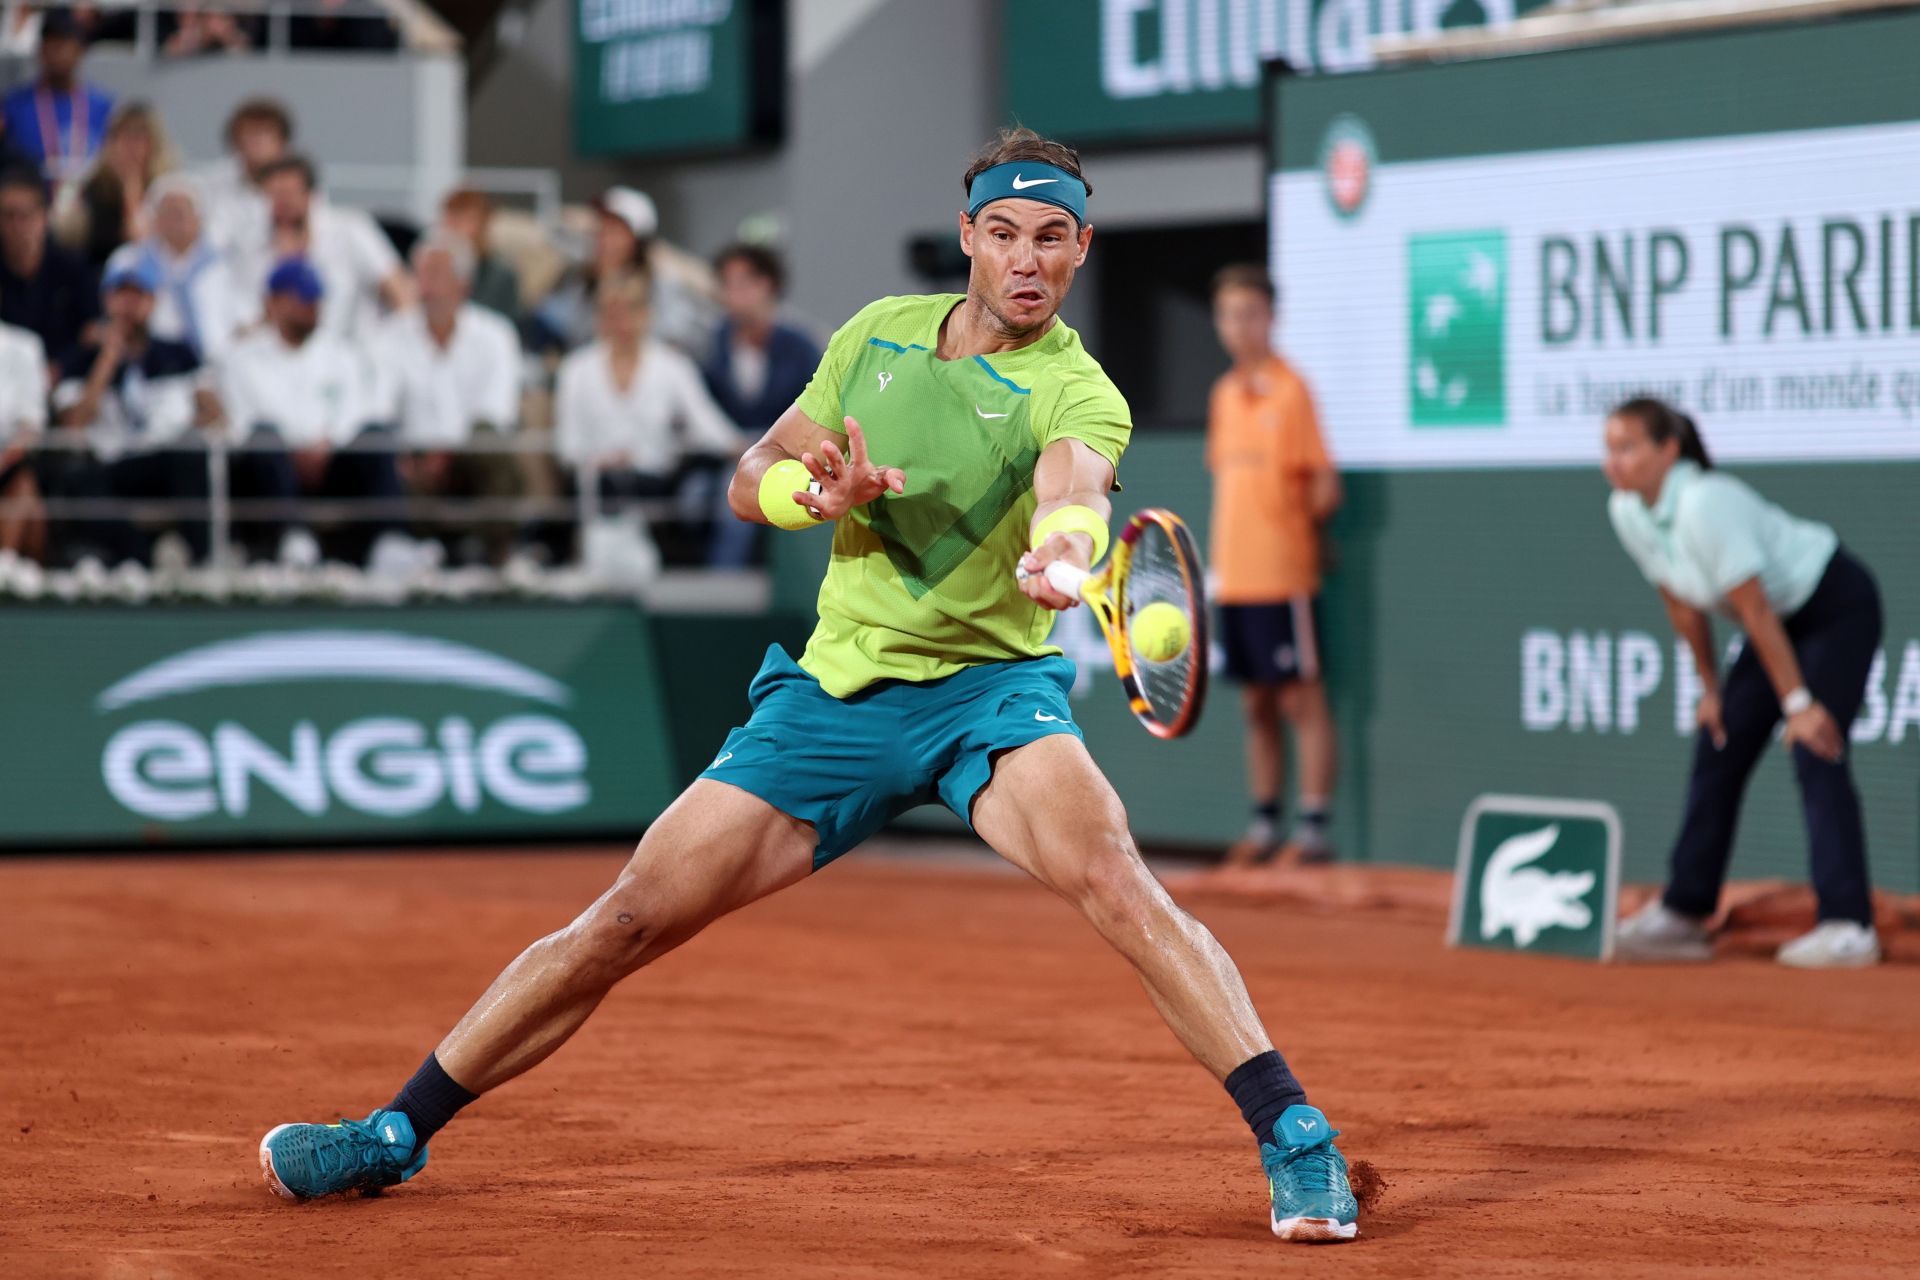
[726,405,906,526]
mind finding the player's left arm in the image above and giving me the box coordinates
[1018,437,1114,611]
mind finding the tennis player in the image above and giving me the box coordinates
[258,128,1361,1243]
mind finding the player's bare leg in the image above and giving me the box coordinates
[1227,685,1285,865]
[433,780,815,1091]
[970,733,1358,1241]
[259,779,815,1200]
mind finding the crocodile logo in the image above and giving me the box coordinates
[1478,823,1595,948]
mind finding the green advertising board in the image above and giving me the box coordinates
[1449,796,1620,961]
[573,0,783,158]
[1003,0,1555,146]
[0,604,680,846]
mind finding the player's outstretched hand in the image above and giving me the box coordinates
[1017,534,1085,611]
[796,418,906,520]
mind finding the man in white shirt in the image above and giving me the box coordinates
[194,97,293,258]
[0,318,48,561]
[219,257,404,565]
[372,231,524,561]
[231,155,412,341]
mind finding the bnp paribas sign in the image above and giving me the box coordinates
[1268,14,1920,469]
[0,607,679,846]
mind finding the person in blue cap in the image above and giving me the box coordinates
[50,242,214,562]
[219,254,405,566]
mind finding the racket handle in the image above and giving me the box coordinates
[1043,560,1090,598]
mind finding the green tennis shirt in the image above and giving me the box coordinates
[791,293,1132,697]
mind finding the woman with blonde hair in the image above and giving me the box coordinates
[59,100,180,267]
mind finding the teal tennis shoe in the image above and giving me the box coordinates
[259,1108,427,1201]
[1260,1104,1359,1242]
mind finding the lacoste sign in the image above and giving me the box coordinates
[1449,795,1620,961]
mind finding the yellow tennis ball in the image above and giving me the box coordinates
[1132,601,1190,663]
[759,458,822,530]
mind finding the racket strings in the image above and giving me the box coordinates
[1125,526,1198,720]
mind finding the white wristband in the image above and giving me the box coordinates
[1782,687,1812,716]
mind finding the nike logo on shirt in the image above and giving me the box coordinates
[1034,711,1063,723]
[974,404,1009,419]
[1011,174,1059,189]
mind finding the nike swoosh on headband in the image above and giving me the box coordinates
[1010,174,1059,189]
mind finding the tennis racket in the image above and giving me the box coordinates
[1028,508,1209,739]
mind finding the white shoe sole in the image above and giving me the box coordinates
[259,1124,301,1201]
[1272,1214,1359,1242]
[1777,949,1881,969]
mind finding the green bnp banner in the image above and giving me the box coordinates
[1003,0,1555,146]
[0,604,680,846]
[573,0,782,158]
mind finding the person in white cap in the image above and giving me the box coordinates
[532,185,715,356]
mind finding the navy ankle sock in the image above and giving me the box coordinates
[1225,1049,1307,1147]
[387,1053,477,1147]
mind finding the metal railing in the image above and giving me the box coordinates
[3,427,728,571]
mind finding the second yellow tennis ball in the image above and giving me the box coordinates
[1132,601,1191,662]
[759,458,822,530]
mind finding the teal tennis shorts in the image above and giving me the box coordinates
[701,645,1083,869]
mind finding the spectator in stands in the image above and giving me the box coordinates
[59,100,178,268]
[373,231,522,561]
[701,242,816,566]
[534,186,715,356]
[0,9,113,183]
[292,0,399,51]
[0,165,98,369]
[196,97,290,254]
[219,256,403,567]
[1206,264,1342,867]
[555,270,742,519]
[0,315,49,562]
[1,3,40,58]
[160,5,259,58]
[51,244,217,562]
[139,174,238,363]
[235,154,411,339]
[438,188,519,324]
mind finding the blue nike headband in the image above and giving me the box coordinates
[966,161,1087,226]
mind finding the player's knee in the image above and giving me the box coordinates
[1071,840,1158,933]
[569,877,674,981]
[1241,687,1280,729]
[1277,682,1314,722]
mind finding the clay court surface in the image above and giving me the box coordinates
[4,844,1918,1278]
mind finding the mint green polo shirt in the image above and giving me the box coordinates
[1608,461,1837,618]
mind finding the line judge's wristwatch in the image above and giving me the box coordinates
[1782,687,1813,716]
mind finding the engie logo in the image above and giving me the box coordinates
[1408,230,1507,428]
[96,631,592,823]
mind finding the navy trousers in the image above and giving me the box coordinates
[1662,548,1883,925]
